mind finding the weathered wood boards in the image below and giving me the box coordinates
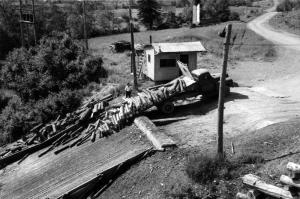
[134,116,176,151]
[241,162,300,199]
[242,174,293,199]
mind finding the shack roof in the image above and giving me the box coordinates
[145,41,206,54]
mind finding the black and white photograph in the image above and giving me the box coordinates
[0,0,300,198]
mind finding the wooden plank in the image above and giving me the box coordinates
[242,174,293,199]
[236,192,249,199]
[60,148,153,199]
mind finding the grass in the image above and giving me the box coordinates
[89,21,275,87]
[269,10,300,36]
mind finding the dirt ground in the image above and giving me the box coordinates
[96,0,300,198]
[97,119,300,199]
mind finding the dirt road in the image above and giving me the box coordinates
[160,0,300,148]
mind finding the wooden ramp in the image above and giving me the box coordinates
[0,130,151,199]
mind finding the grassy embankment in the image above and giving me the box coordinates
[269,0,300,35]
[270,10,300,35]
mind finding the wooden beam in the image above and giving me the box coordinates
[242,174,293,199]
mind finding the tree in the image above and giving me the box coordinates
[137,0,161,30]
[201,0,230,22]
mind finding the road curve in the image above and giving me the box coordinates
[247,0,300,51]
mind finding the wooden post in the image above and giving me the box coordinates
[217,24,232,159]
[19,0,25,47]
[129,0,138,89]
[82,0,89,51]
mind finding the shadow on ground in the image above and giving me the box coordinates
[145,91,249,120]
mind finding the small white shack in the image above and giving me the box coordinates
[143,41,206,82]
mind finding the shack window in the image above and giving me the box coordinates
[148,54,151,63]
[160,59,176,68]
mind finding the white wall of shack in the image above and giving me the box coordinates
[144,51,197,81]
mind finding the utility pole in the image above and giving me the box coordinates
[19,0,25,47]
[18,0,37,47]
[82,0,88,51]
[129,0,138,89]
[217,24,232,160]
[31,0,37,45]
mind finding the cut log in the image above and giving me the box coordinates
[27,134,38,145]
[30,123,43,133]
[151,116,188,125]
[236,192,249,199]
[18,154,29,164]
[287,162,300,179]
[280,175,300,189]
[91,131,96,142]
[79,108,92,122]
[247,189,262,199]
[54,145,70,155]
[242,174,293,199]
[134,116,176,151]
[51,124,57,133]
[287,162,300,173]
[70,138,83,148]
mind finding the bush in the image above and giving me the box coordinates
[0,32,106,144]
[186,154,230,183]
[0,89,84,144]
[0,95,29,143]
[236,153,264,164]
[229,11,240,21]
[1,32,106,102]
[33,89,83,123]
[229,0,253,7]
[276,0,300,12]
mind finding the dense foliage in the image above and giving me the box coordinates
[137,0,162,30]
[276,0,300,12]
[0,1,136,59]
[0,32,106,144]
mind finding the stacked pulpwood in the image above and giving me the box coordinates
[0,77,191,165]
[96,78,188,137]
[0,94,113,164]
[237,162,300,199]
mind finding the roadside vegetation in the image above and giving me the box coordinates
[0,32,105,144]
[270,0,300,35]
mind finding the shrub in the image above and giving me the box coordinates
[229,11,240,21]
[186,153,226,183]
[236,153,264,164]
[276,0,300,12]
[229,0,253,7]
[0,32,106,144]
[0,89,84,144]
[0,95,29,143]
[33,89,83,123]
[1,32,106,102]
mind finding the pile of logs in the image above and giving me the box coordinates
[1,76,193,162]
[237,162,300,199]
[0,94,113,160]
